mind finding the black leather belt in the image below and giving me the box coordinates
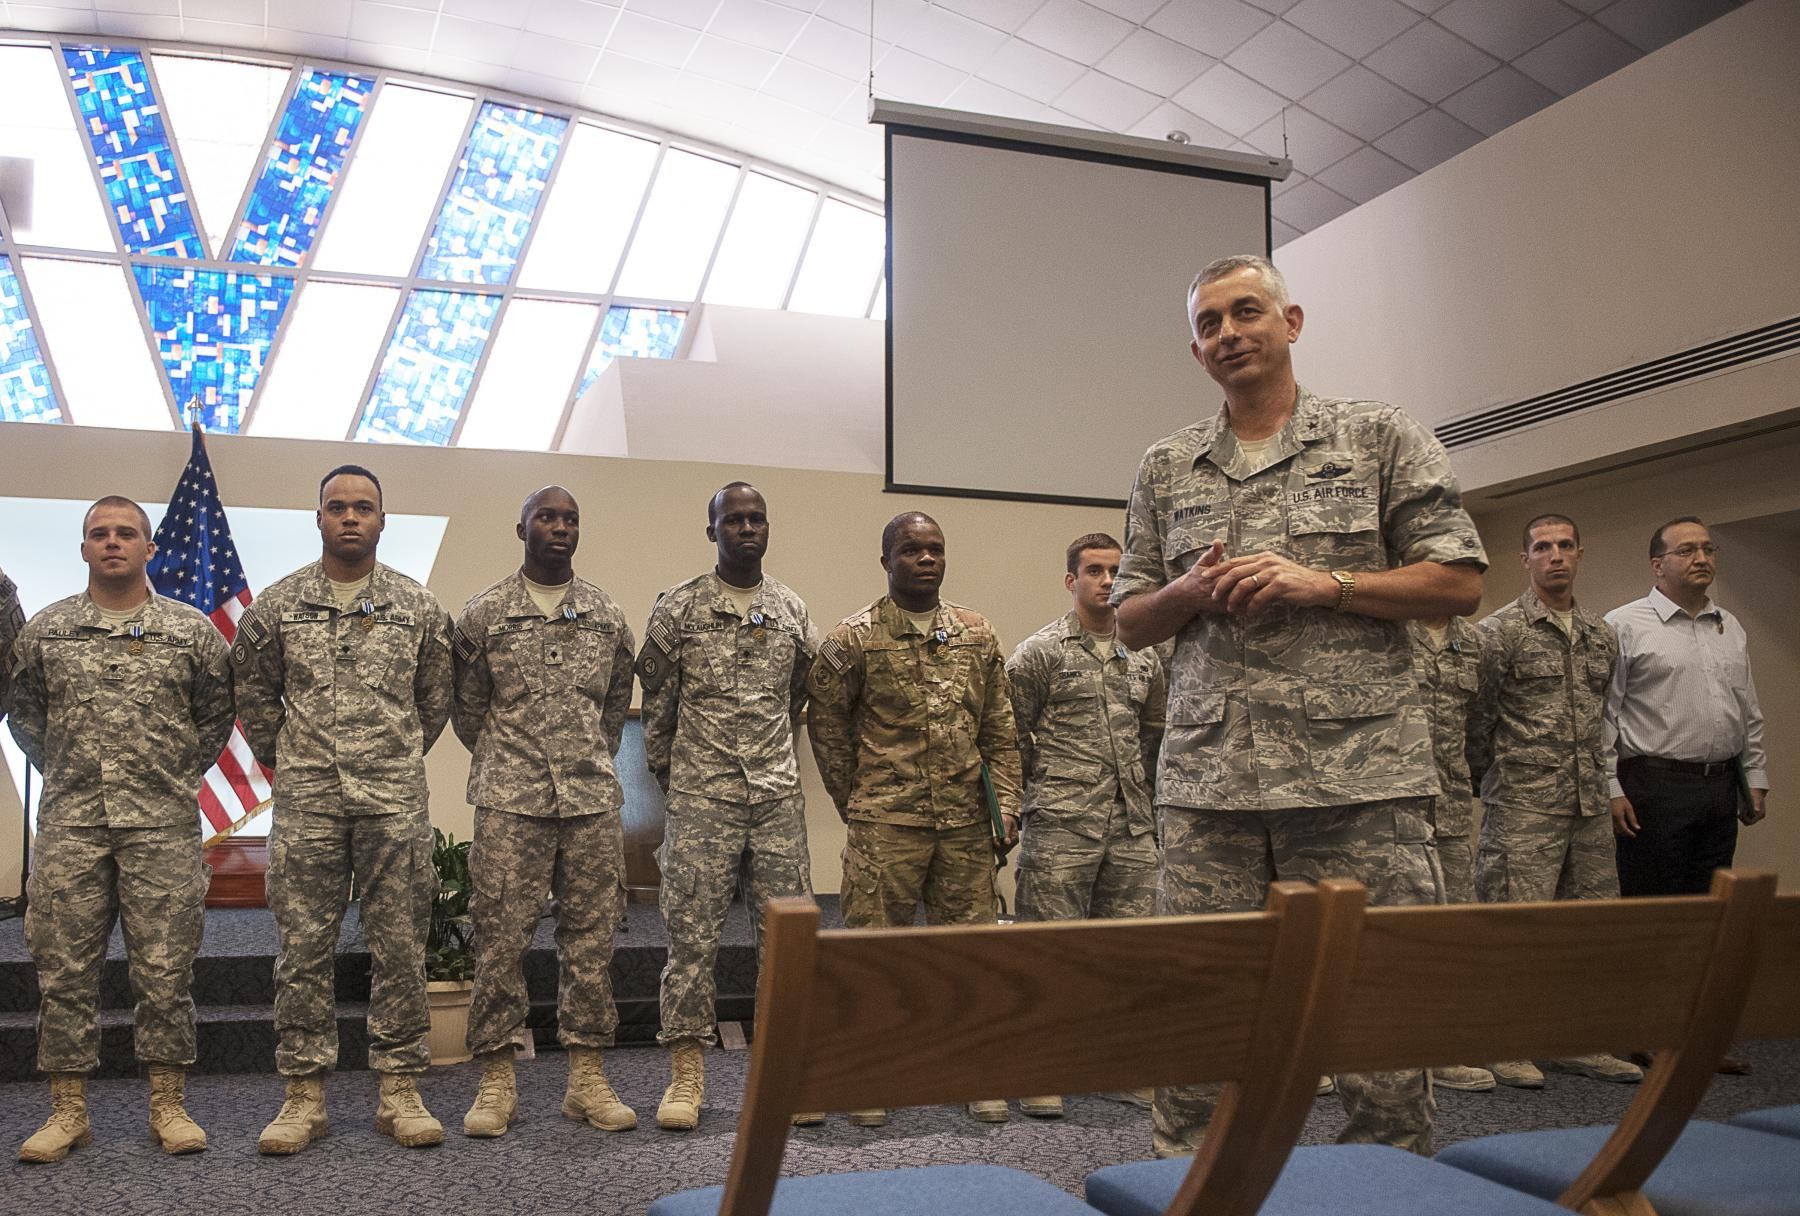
[1626,755,1738,779]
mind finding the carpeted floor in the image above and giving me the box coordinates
[3,1038,1794,1216]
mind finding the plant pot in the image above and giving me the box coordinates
[426,979,474,1066]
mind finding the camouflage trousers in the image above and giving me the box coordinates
[840,820,996,929]
[1153,798,1441,1159]
[658,791,810,1045]
[267,806,433,1076]
[468,807,625,1055]
[26,821,208,1073]
[1015,799,1157,922]
[1476,806,1620,903]
[1427,793,1479,905]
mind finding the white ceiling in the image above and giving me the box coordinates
[0,0,1744,244]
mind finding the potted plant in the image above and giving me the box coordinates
[425,827,476,1065]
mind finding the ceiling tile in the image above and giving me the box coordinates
[346,38,429,72]
[501,68,584,104]
[762,56,860,114]
[262,27,351,57]
[899,3,1009,73]
[1373,105,1482,169]
[936,0,1044,33]
[1018,0,1134,62]
[589,50,682,95]
[805,117,884,172]
[1125,101,1237,151]
[1172,62,1286,136]
[814,0,930,38]
[685,32,780,87]
[349,2,438,49]
[1242,106,1359,174]
[1087,0,1164,19]
[1054,69,1159,129]
[1434,0,1582,59]
[1285,0,1421,59]
[1301,64,1425,140]
[1147,0,1273,58]
[1438,64,1558,134]
[628,0,722,29]
[1564,0,1611,12]
[523,0,620,48]
[977,37,1086,102]
[183,0,263,23]
[787,17,882,78]
[1271,168,1306,196]
[97,12,185,39]
[1096,29,1212,95]
[1515,18,1640,95]
[1595,0,1739,53]
[439,0,519,23]
[268,0,353,37]
[434,17,525,67]
[706,0,809,51]
[945,76,1044,122]
[1225,20,1351,101]
[608,11,702,67]
[1314,143,1412,203]
[513,30,604,82]
[426,52,512,89]
[1271,215,1301,246]
[1363,19,1498,103]
[1271,177,1355,229]
[1394,0,1456,11]
[871,46,967,105]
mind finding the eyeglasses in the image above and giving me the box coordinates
[1663,544,1719,560]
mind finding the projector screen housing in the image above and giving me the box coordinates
[879,103,1286,508]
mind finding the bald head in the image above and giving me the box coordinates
[518,485,580,581]
[522,484,578,524]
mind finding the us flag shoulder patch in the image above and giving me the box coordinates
[242,614,270,649]
[452,624,481,664]
[648,616,677,656]
[818,635,850,674]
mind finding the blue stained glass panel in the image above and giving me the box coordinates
[133,265,296,434]
[63,46,204,258]
[0,255,63,425]
[416,103,568,285]
[358,290,501,445]
[578,306,685,397]
[229,68,374,268]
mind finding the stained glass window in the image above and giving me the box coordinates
[0,46,116,251]
[22,256,169,430]
[357,290,501,446]
[132,265,296,434]
[311,84,472,278]
[250,282,400,441]
[516,123,660,294]
[0,255,63,424]
[702,172,815,309]
[612,149,737,300]
[456,299,601,451]
[578,306,684,398]
[152,55,289,258]
[416,102,568,285]
[228,68,373,268]
[62,45,203,258]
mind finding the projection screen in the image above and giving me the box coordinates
[881,104,1286,507]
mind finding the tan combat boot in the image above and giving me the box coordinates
[374,1072,444,1147]
[258,1074,329,1154]
[564,1046,638,1131]
[655,1039,705,1131]
[147,1066,207,1154]
[462,1051,517,1138]
[19,1073,91,1163]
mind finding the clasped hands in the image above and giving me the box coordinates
[1179,539,1338,618]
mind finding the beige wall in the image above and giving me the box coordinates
[1470,427,1800,889]
[0,421,1119,897]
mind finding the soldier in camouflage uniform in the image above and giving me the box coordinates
[230,466,455,1153]
[8,498,233,1162]
[1468,513,1639,1090]
[453,486,637,1139]
[637,483,817,1132]
[1113,255,1487,1158]
[1006,532,1165,1119]
[807,511,1024,1127]
[0,565,22,712]
[1406,615,1496,1092]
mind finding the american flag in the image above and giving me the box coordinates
[147,422,273,844]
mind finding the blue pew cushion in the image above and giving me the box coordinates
[1733,1105,1800,1141]
[1436,1121,1800,1216]
[648,1164,1102,1215]
[1085,1145,1569,1216]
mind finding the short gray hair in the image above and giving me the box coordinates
[1186,254,1290,336]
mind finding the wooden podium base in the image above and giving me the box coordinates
[204,836,268,908]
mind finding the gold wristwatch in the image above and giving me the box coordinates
[1329,569,1356,612]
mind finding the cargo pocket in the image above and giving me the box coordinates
[1303,682,1408,780]
[1164,692,1228,787]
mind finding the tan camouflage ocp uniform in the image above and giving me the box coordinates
[230,561,452,1076]
[9,592,233,1073]
[452,573,635,1056]
[1468,590,1620,903]
[1113,388,1488,1158]
[637,573,814,1044]
[1006,612,1164,921]
[806,597,1023,929]
[0,567,22,712]
[1407,618,1485,904]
